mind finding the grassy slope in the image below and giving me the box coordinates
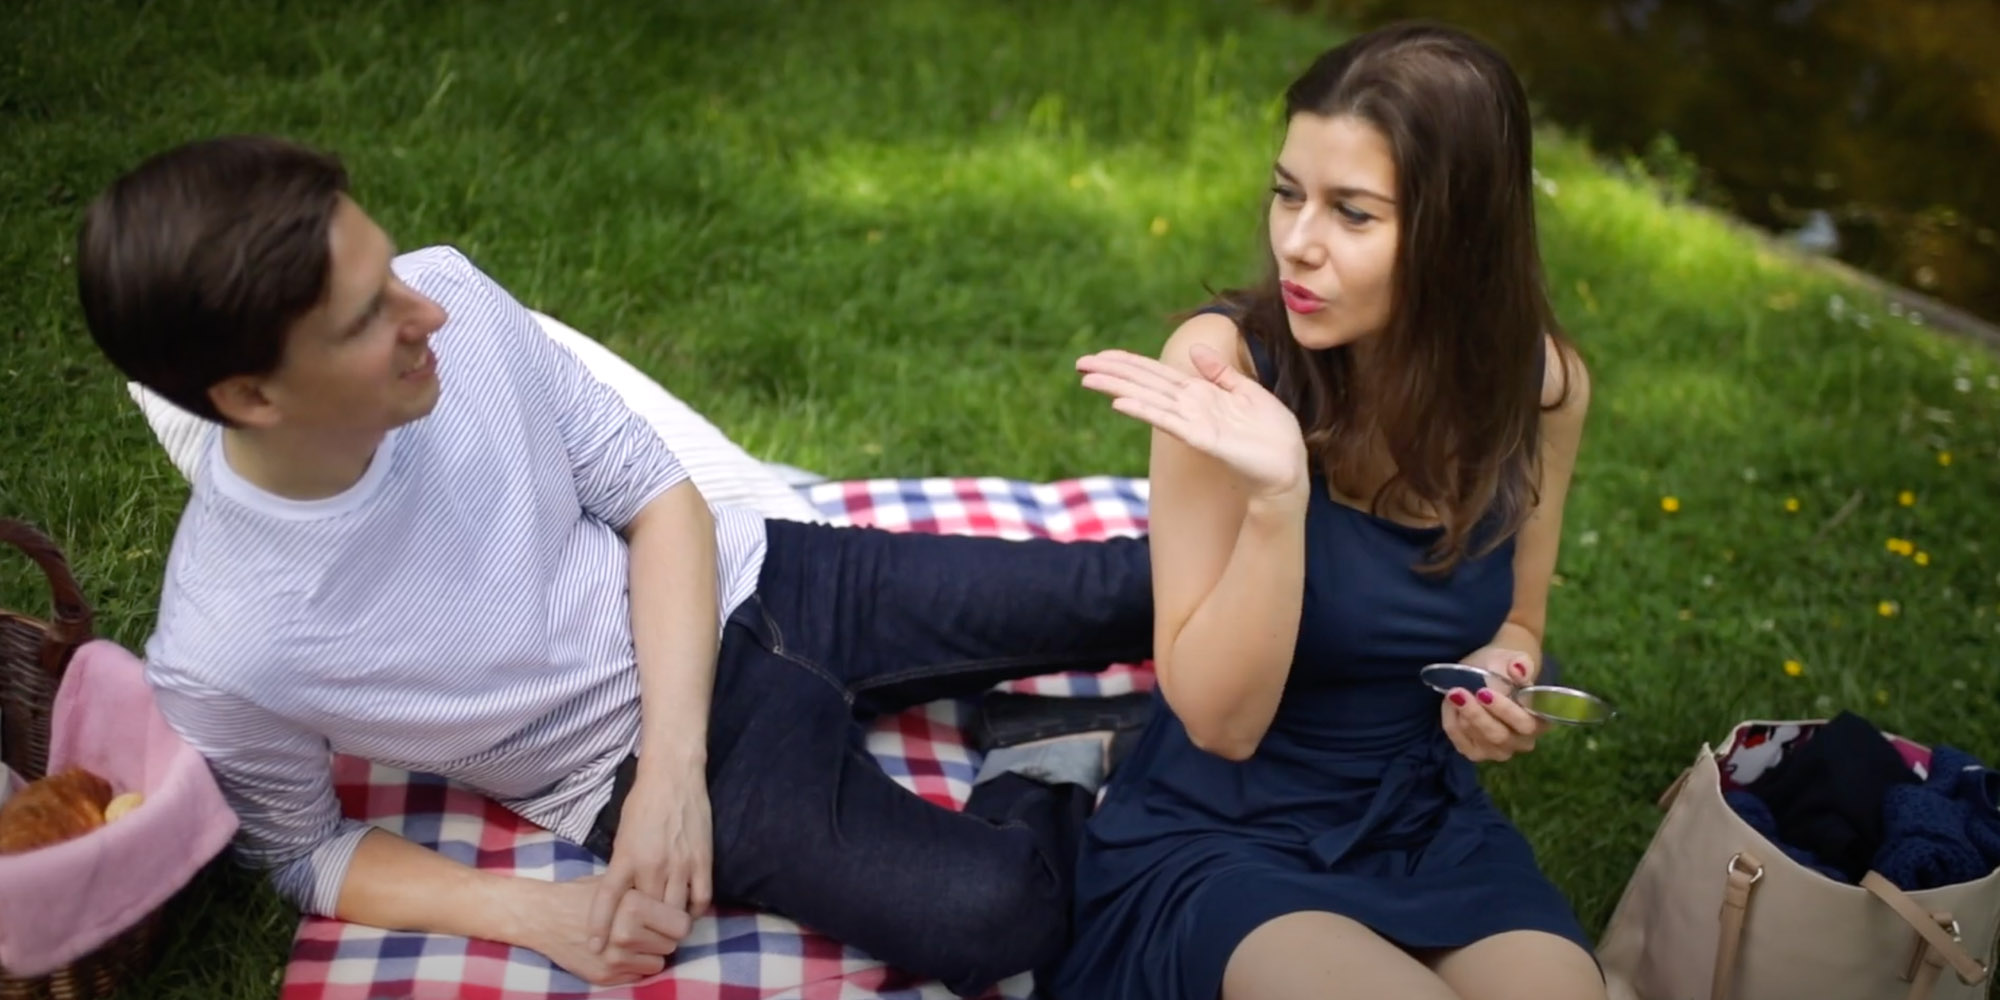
[3,1,1997,995]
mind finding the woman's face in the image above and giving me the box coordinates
[1267,113,1399,351]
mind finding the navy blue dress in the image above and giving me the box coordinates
[1052,328,1591,1000]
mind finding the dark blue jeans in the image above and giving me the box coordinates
[589,518,1153,996]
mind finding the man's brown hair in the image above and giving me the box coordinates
[77,135,350,424]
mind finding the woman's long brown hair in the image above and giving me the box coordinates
[1213,22,1575,574]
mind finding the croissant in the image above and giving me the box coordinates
[0,767,115,854]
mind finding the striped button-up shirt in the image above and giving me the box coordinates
[143,246,768,916]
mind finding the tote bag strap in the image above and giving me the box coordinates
[1861,872,1989,988]
[1712,852,1763,1000]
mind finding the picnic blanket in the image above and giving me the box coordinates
[280,476,1154,1000]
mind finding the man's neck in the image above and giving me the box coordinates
[221,424,387,501]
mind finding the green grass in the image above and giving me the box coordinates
[5,0,1999,996]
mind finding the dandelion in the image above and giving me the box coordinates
[1784,497,1801,513]
[1149,216,1170,237]
[1878,600,1900,618]
[1661,496,1681,513]
[1741,467,1759,483]
[1783,659,1804,677]
[1898,490,1916,507]
[1939,451,1954,466]
[1915,551,1931,566]
[1956,377,1973,393]
[1886,537,1914,556]
[1875,689,1891,705]
[1579,530,1600,547]
[1702,574,1716,588]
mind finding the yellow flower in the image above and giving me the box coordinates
[1783,497,1801,513]
[1783,659,1804,677]
[1660,496,1681,513]
[1149,216,1170,237]
[1874,689,1891,706]
[1898,490,1917,507]
[1915,551,1931,566]
[1938,451,1953,467]
[1878,600,1900,618]
[1886,537,1913,555]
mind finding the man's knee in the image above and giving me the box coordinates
[900,857,1070,995]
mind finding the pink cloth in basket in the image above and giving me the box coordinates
[0,639,238,976]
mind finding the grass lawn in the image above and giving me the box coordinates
[5,0,1999,996]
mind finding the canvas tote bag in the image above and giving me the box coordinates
[1598,719,2000,1000]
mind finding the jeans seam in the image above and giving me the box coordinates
[759,599,853,705]
[847,645,1146,695]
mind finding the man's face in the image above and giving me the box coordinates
[238,194,448,436]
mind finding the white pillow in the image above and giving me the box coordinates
[125,309,825,524]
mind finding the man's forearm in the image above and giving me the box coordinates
[333,828,535,943]
[624,481,721,777]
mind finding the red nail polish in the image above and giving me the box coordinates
[1477,689,1495,705]
[1512,661,1529,679]
[1449,691,1468,707]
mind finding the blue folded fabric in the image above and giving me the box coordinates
[1725,789,1849,882]
[1871,746,2000,890]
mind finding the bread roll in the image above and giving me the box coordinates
[0,767,114,853]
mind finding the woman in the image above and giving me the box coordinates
[1052,23,1605,1000]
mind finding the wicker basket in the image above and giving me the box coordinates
[0,518,167,1000]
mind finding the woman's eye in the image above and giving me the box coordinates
[1337,203,1373,225]
[1270,184,1302,203]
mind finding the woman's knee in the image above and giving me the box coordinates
[1427,930,1605,1000]
[1223,911,1458,1000]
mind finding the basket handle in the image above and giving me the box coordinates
[0,518,95,677]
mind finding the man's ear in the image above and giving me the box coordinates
[208,374,281,429]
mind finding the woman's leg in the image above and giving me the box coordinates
[1424,931,1606,1000]
[1222,912,1460,1000]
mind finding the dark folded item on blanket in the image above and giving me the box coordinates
[1749,711,1918,881]
[1872,745,2000,891]
[970,691,1153,774]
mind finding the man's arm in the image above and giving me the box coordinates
[152,675,680,984]
[338,829,685,985]
[581,478,723,946]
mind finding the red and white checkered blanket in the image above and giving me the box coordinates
[280,476,1153,1000]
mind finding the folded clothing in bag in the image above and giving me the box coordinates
[1724,710,2000,891]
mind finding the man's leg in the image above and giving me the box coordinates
[754,519,1153,718]
[705,643,1088,997]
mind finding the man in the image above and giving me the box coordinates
[78,135,1151,993]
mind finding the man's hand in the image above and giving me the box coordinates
[509,875,689,986]
[586,762,714,952]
